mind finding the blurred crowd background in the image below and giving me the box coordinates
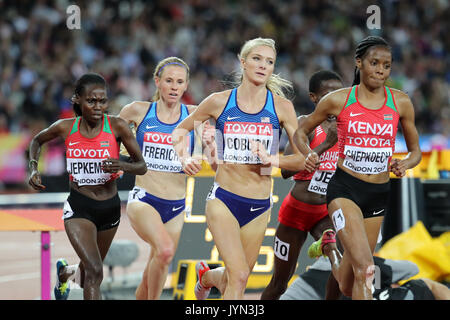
[0,0,449,188]
[1,1,448,300]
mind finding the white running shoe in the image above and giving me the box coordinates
[194,260,211,300]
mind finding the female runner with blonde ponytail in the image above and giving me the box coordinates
[172,38,305,300]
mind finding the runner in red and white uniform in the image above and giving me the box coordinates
[65,114,121,186]
[28,73,146,300]
[261,70,343,300]
[294,36,422,300]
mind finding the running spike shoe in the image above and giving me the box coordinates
[54,258,70,300]
[194,260,211,300]
[308,229,336,259]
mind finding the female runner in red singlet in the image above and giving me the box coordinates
[28,73,146,300]
[294,36,422,300]
[261,70,343,300]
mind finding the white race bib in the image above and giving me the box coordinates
[142,132,183,172]
[222,122,273,164]
[343,145,392,174]
[67,158,112,186]
[307,170,335,195]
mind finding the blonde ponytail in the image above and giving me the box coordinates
[266,73,293,99]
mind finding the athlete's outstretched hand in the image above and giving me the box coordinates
[102,158,122,173]
[390,158,407,177]
[202,122,216,146]
[250,140,273,166]
[29,170,46,190]
[305,151,319,173]
[181,156,202,176]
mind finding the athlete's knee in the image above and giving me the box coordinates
[141,266,149,283]
[353,261,376,289]
[334,255,374,297]
[227,267,250,289]
[155,243,175,266]
[83,261,103,285]
[268,277,288,295]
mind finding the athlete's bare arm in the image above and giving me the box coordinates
[389,90,422,177]
[172,91,228,175]
[119,101,150,127]
[185,104,218,171]
[28,119,73,190]
[281,116,314,178]
[103,116,146,175]
[252,95,305,172]
[294,88,348,172]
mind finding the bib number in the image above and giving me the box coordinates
[307,170,334,195]
[274,236,290,261]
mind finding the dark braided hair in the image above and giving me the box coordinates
[353,36,391,86]
[72,73,106,116]
[309,70,343,94]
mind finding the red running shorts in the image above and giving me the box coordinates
[278,192,328,232]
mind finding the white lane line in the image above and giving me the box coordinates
[0,271,40,283]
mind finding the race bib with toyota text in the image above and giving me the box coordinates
[222,121,274,164]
